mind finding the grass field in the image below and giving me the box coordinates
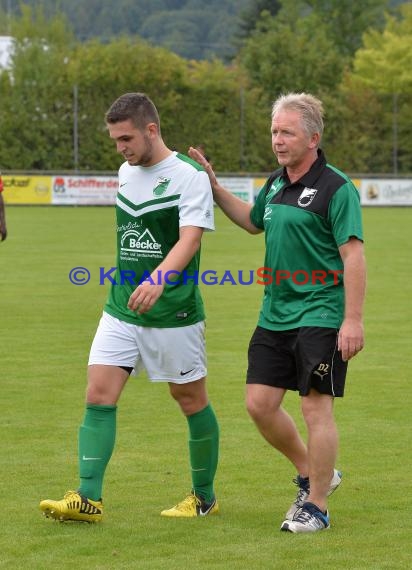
[0,206,411,569]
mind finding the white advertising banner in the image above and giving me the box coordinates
[217,177,254,203]
[2,173,408,206]
[360,179,412,206]
[52,175,118,205]
[50,175,254,205]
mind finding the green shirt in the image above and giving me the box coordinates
[250,150,363,331]
[104,152,214,327]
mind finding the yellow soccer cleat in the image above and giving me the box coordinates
[161,492,218,518]
[39,490,103,523]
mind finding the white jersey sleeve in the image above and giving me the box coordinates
[178,169,215,231]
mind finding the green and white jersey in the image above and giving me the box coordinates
[250,150,363,331]
[104,151,214,328]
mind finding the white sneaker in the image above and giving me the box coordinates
[281,502,330,533]
[285,469,342,520]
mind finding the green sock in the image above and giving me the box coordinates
[187,403,219,503]
[78,404,117,501]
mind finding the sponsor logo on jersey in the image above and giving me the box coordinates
[298,187,318,207]
[120,228,163,260]
[153,177,171,196]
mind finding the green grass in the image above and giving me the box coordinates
[0,206,410,569]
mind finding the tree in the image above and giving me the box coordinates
[235,0,282,42]
[139,10,212,60]
[301,0,388,57]
[4,0,411,174]
[69,37,188,170]
[351,4,412,172]
[320,77,390,174]
[239,9,345,98]
[0,5,75,169]
[0,0,250,60]
[170,59,273,171]
[353,6,412,93]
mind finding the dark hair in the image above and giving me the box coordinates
[105,92,160,132]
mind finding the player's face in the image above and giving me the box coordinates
[271,110,318,169]
[107,119,154,166]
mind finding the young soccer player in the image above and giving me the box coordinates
[40,93,219,522]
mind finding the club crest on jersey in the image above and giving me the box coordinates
[153,177,171,196]
[298,187,318,207]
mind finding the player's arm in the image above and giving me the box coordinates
[0,192,7,241]
[338,237,366,361]
[188,146,261,235]
[127,225,203,314]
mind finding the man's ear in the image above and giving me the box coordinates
[146,122,159,138]
[308,132,320,149]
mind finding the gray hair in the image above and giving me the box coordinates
[271,93,324,140]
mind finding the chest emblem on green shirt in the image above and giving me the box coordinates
[153,177,171,196]
[263,206,272,221]
[298,187,318,208]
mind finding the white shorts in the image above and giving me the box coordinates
[88,312,207,384]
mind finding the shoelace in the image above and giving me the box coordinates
[292,477,309,505]
[61,490,101,514]
[63,490,79,501]
[174,494,201,513]
[295,487,308,505]
[61,490,82,510]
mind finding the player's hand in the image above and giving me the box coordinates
[127,280,165,314]
[338,318,364,361]
[188,147,218,190]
